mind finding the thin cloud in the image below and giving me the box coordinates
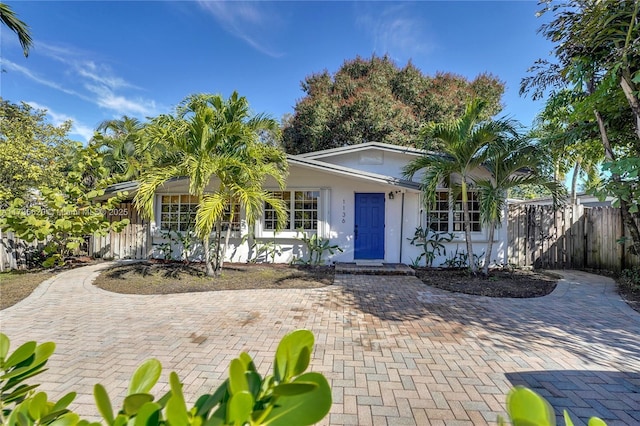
[26,101,95,142]
[197,1,284,58]
[85,84,156,116]
[0,59,86,99]
[356,4,435,60]
[4,43,158,117]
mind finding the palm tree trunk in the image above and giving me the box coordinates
[461,182,477,274]
[570,161,581,204]
[220,210,235,269]
[203,234,215,277]
[212,219,223,276]
[483,221,496,276]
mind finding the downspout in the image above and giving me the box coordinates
[399,192,405,263]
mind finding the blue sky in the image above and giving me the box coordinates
[1,1,555,143]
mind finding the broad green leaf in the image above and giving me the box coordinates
[123,393,154,415]
[33,342,56,366]
[226,391,253,426]
[0,333,9,362]
[272,382,318,396]
[246,371,262,398]
[238,352,256,372]
[1,384,39,403]
[40,409,74,424]
[506,386,555,426]
[128,359,162,394]
[3,341,36,369]
[52,392,77,412]
[94,383,114,424]
[632,71,640,84]
[228,358,248,395]
[49,412,80,426]
[195,381,228,418]
[134,402,162,426]
[165,372,189,425]
[274,330,314,382]
[28,391,48,420]
[588,417,608,426]
[262,372,332,426]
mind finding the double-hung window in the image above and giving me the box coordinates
[426,190,481,233]
[264,190,319,232]
[159,195,241,233]
[160,195,198,231]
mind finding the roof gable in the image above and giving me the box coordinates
[297,142,424,160]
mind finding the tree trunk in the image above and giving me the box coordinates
[461,181,477,274]
[203,233,215,277]
[570,161,581,204]
[594,108,640,255]
[620,73,640,141]
[483,220,496,276]
[220,211,235,269]
[213,223,222,276]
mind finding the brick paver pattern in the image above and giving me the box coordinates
[1,264,639,425]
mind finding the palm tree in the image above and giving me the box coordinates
[475,137,566,275]
[92,116,149,181]
[0,3,32,57]
[403,99,519,274]
[134,92,289,277]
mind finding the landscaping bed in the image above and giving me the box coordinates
[414,268,559,298]
[92,261,334,294]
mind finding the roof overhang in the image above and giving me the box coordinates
[297,141,425,159]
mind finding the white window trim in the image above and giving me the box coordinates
[257,188,329,239]
[153,193,243,238]
[423,190,485,240]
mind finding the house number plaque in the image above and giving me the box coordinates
[342,199,346,223]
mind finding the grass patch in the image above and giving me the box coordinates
[93,261,334,294]
[0,270,55,310]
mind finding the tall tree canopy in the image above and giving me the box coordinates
[282,55,504,154]
[0,99,77,206]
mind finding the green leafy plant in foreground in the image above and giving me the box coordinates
[0,330,332,425]
[2,332,612,425]
[498,386,607,426]
[0,334,78,425]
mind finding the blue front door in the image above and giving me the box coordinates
[354,193,385,259]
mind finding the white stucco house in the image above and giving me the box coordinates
[101,142,509,267]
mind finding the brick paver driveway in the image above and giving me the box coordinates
[1,264,639,425]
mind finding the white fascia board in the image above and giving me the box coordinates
[297,142,425,159]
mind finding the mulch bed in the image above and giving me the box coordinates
[414,268,559,298]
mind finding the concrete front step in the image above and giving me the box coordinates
[334,262,415,275]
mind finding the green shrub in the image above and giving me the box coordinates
[499,386,606,426]
[1,332,610,425]
[0,330,332,425]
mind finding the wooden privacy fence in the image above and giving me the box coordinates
[508,204,640,272]
[0,231,46,271]
[89,203,150,260]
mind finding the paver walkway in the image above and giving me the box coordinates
[1,264,639,425]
